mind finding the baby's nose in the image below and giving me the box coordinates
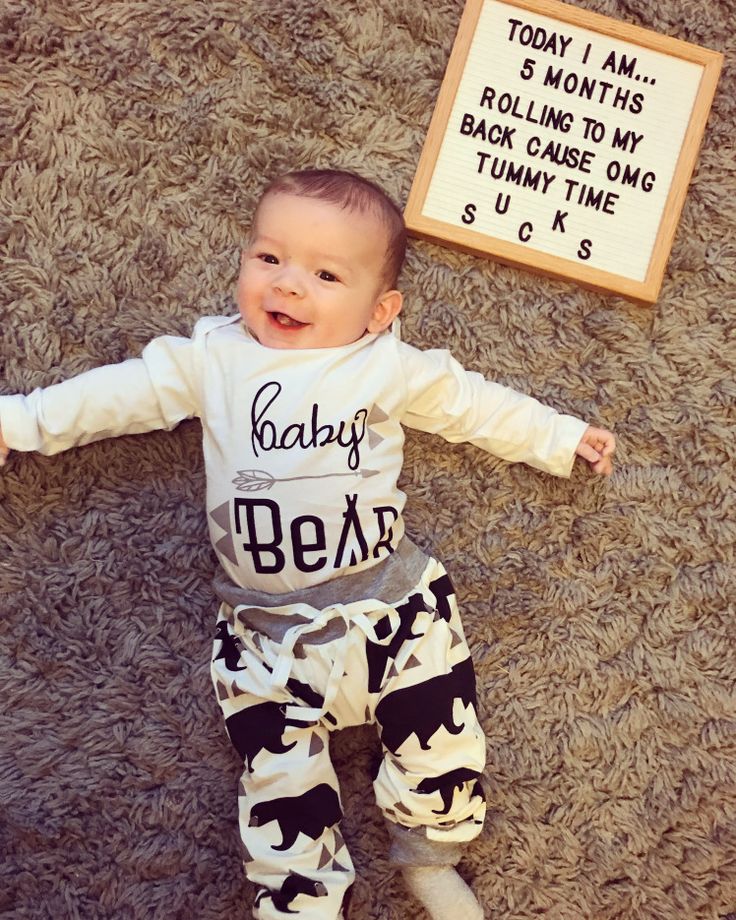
[273,265,305,296]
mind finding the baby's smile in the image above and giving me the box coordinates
[270,311,307,329]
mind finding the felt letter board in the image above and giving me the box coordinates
[405,0,722,304]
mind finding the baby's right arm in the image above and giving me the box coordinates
[0,330,204,460]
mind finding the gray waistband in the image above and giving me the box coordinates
[212,538,430,613]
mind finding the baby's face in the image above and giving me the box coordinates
[237,192,401,349]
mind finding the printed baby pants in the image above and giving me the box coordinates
[211,554,486,919]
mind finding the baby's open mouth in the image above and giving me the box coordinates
[270,311,307,329]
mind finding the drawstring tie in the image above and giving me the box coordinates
[233,600,404,722]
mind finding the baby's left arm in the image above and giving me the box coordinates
[575,426,616,477]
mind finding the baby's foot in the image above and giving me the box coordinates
[402,865,483,919]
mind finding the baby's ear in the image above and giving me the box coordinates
[367,290,403,334]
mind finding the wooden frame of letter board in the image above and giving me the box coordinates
[404,0,723,305]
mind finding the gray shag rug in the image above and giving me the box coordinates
[1,1,734,918]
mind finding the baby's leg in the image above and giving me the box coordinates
[211,611,353,920]
[239,717,353,920]
[371,567,487,918]
[377,686,487,920]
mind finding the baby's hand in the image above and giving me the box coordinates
[0,427,9,468]
[576,425,615,476]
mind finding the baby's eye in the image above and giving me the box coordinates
[318,270,339,283]
[258,253,279,265]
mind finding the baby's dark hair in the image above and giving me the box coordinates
[257,168,407,289]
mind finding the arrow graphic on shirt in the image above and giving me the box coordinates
[231,468,379,492]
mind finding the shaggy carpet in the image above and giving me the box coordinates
[1,1,734,918]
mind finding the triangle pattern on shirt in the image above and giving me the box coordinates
[367,404,389,426]
[368,429,385,450]
[210,501,238,564]
[210,500,230,531]
[216,532,238,566]
[367,403,389,450]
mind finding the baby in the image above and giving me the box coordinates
[0,169,614,920]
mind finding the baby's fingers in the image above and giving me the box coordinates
[592,454,614,477]
[576,441,602,465]
[576,427,616,476]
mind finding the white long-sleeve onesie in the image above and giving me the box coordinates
[0,316,587,593]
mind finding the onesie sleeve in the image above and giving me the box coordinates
[0,326,205,456]
[396,342,588,478]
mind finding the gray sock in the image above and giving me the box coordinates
[402,865,483,919]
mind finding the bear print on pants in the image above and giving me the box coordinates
[365,591,427,693]
[213,619,246,671]
[249,783,343,851]
[254,871,329,913]
[428,574,455,623]
[375,656,477,754]
[225,701,307,771]
[413,767,482,814]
